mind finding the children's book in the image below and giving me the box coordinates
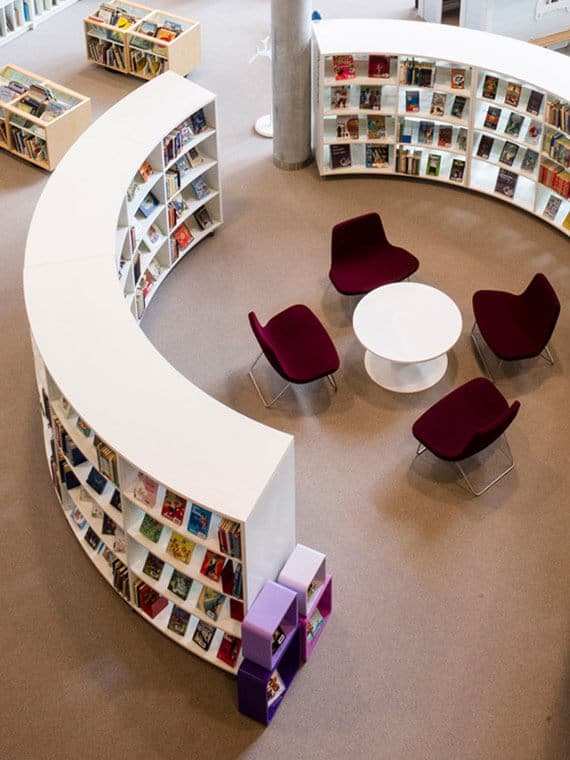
[196,586,226,621]
[192,619,215,650]
[190,108,207,134]
[199,550,225,583]
[139,513,163,543]
[172,223,194,251]
[168,569,193,600]
[216,633,241,668]
[306,608,325,643]
[266,670,286,707]
[366,115,386,139]
[138,159,153,182]
[138,192,159,218]
[190,176,209,199]
[142,552,165,581]
[332,54,356,80]
[161,489,187,526]
[133,472,158,507]
[167,605,190,636]
[166,532,195,564]
[187,503,212,539]
[330,85,349,109]
[194,206,213,230]
[70,507,86,529]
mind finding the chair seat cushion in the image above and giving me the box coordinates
[412,377,512,461]
[266,304,340,383]
[330,245,419,295]
[473,290,542,360]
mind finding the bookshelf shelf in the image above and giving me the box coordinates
[313,19,570,236]
[0,64,90,170]
[84,1,201,79]
[25,73,296,676]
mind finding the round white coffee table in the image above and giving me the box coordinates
[353,282,463,393]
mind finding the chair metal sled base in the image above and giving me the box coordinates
[248,352,337,408]
[471,321,554,382]
[416,434,514,496]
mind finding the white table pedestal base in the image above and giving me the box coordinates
[364,350,448,393]
[254,114,273,138]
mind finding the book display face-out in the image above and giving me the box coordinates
[312,19,570,237]
[24,73,296,674]
[0,64,91,170]
[84,0,201,79]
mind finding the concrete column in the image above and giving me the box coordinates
[271,0,312,170]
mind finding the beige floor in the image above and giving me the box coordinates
[1,2,569,760]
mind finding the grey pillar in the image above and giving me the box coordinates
[271,0,312,170]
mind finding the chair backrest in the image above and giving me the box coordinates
[331,212,388,264]
[520,273,561,349]
[466,400,521,459]
[248,311,284,377]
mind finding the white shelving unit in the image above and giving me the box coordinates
[312,19,570,236]
[24,72,296,674]
[0,0,79,47]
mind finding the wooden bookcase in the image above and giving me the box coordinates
[0,64,91,170]
[24,72,296,675]
[312,19,570,237]
[84,0,201,79]
[0,0,80,47]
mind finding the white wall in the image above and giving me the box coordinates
[465,0,570,40]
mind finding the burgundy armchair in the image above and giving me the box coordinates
[412,377,520,495]
[330,212,419,296]
[248,305,340,407]
[472,273,560,380]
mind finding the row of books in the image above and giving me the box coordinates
[330,84,383,111]
[401,122,467,150]
[540,158,570,199]
[545,131,570,168]
[399,58,435,88]
[90,3,142,30]
[218,519,242,560]
[87,39,126,70]
[129,50,165,78]
[10,126,48,163]
[396,147,466,182]
[162,108,207,165]
[475,134,539,172]
[481,74,544,116]
[405,91,467,119]
[545,99,570,134]
[333,114,386,140]
[481,106,528,139]
[332,54,392,81]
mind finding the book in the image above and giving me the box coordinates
[504,112,524,137]
[70,507,86,530]
[450,95,467,119]
[156,27,176,42]
[187,147,203,168]
[133,472,158,507]
[405,90,420,113]
[365,144,390,168]
[450,68,466,89]
[139,20,158,36]
[332,54,356,80]
[499,141,519,166]
[430,91,447,117]
[187,503,212,539]
[145,224,161,246]
[482,74,499,100]
[196,586,226,621]
[161,489,187,526]
[142,552,165,580]
[167,605,190,636]
[366,115,386,139]
[494,167,518,198]
[139,192,159,218]
[190,176,209,199]
[543,194,562,220]
[521,148,539,172]
[526,89,544,116]
[562,211,570,231]
[437,125,452,148]
[330,143,351,169]
[483,106,501,130]
[426,153,441,177]
[192,619,215,650]
[113,528,126,553]
[216,633,241,668]
[110,489,121,511]
[136,584,166,617]
[76,417,91,437]
[504,81,522,108]
[336,115,359,139]
[194,206,213,230]
[86,467,107,495]
[139,514,163,543]
[330,85,349,109]
[172,223,194,251]
[418,120,435,144]
[306,608,325,643]
[138,159,152,182]
[368,54,390,78]
[169,196,188,218]
[84,527,101,551]
[266,669,286,707]
[96,443,117,483]
[168,569,192,600]
[190,108,207,134]
[456,127,468,152]
[359,86,381,110]
[272,625,286,654]
[101,513,116,535]
[449,158,466,182]
[477,134,494,159]
[200,550,225,582]
[525,120,542,145]
[166,532,195,564]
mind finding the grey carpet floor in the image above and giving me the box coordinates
[1,2,569,760]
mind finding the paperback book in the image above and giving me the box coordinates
[187,503,212,539]
[366,115,386,139]
[449,158,466,183]
[526,89,544,116]
[200,550,225,583]
[543,194,562,220]
[477,134,494,159]
[330,143,351,169]
[133,471,158,507]
[437,125,452,148]
[494,167,518,198]
[482,74,499,100]
[499,141,519,167]
[196,587,226,621]
[525,120,542,145]
[405,90,420,113]
[426,153,441,177]
[306,608,325,643]
[504,81,522,108]
[365,144,390,168]
[336,115,359,139]
[139,513,163,543]
[138,192,159,218]
[430,91,447,117]
[521,148,539,173]
[483,106,501,131]
[172,223,194,251]
[190,176,209,199]
[84,527,101,551]
[190,108,207,134]
[166,532,195,564]
[142,552,165,581]
[330,85,350,109]
[161,489,187,525]
[418,120,435,144]
[368,54,390,78]
[167,605,191,636]
[70,507,87,530]
[450,68,466,89]
[86,467,107,495]
[332,54,356,80]
[267,670,286,707]
[216,633,241,668]
[193,619,215,650]
[504,112,524,137]
[101,513,117,536]
[168,569,193,600]
[450,95,467,119]
[359,86,381,110]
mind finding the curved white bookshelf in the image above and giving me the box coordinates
[312,19,570,235]
[24,72,296,674]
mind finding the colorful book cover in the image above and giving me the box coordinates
[418,120,435,144]
[477,134,494,159]
[101,513,117,535]
[494,167,518,198]
[450,68,465,89]
[190,176,209,199]
[266,669,286,707]
[167,605,190,636]
[166,532,195,564]
[450,95,466,119]
[426,153,441,177]
[543,194,562,220]
[139,513,163,543]
[86,467,107,495]
[359,86,381,110]
[76,417,91,437]
[430,91,447,116]
[133,472,158,507]
[138,192,159,218]
[483,106,501,131]
[70,507,87,529]
[216,633,241,668]
[368,54,390,78]
[187,503,212,539]
[332,54,356,80]
[172,223,194,251]
[482,74,499,100]
[138,159,152,182]
[168,569,192,600]
[330,143,351,169]
[525,120,542,145]
[200,550,225,583]
[330,85,349,109]
[504,112,524,137]
[437,125,452,147]
[366,115,386,139]
[449,158,466,183]
[194,207,213,230]
[499,141,519,166]
[161,489,187,526]
[190,108,207,134]
[521,148,539,172]
[526,89,544,116]
[405,90,420,113]
[196,586,226,621]
[306,608,325,643]
[142,552,165,581]
[365,144,389,168]
[192,619,215,650]
[504,81,522,108]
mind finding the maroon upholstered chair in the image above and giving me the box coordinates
[330,212,419,296]
[412,377,520,495]
[472,273,560,380]
[248,305,340,407]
